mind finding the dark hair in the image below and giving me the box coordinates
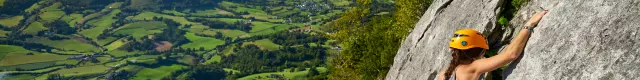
[444,48,486,80]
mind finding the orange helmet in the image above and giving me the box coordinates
[449,29,489,50]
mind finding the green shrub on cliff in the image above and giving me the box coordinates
[328,0,432,79]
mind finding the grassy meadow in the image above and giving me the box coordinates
[0,16,24,27]
[180,32,225,49]
[131,64,186,80]
[0,0,344,79]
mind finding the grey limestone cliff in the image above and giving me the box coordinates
[386,0,640,80]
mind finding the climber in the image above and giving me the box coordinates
[435,10,549,80]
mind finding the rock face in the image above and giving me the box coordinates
[386,0,640,80]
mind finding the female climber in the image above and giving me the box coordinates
[436,10,548,80]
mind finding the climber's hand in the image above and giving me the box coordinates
[524,10,548,27]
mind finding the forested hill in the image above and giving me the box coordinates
[0,0,350,80]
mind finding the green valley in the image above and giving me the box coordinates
[0,0,348,80]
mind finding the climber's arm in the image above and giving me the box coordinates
[470,27,531,73]
[471,11,548,73]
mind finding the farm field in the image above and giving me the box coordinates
[62,14,84,28]
[0,45,69,71]
[23,22,47,35]
[39,9,65,23]
[26,37,99,53]
[0,52,68,66]
[51,65,110,76]
[0,66,64,74]
[161,10,187,16]
[180,32,225,49]
[113,21,167,39]
[204,55,222,64]
[0,16,23,27]
[0,45,34,62]
[97,37,119,46]
[0,0,4,7]
[104,38,126,50]
[2,74,37,80]
[189,9,237,17]
[243,39,281,50]
[80,9,121,40]
[128,12,197,27]
[131,64,186,80]
[0,30,9,37]
[0,61,56,71]
[0,0,345,80]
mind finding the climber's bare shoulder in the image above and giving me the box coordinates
[435,65,481,80]
[437,67,446,80]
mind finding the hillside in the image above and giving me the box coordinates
[0,0,348,80]
[386,0,640,80]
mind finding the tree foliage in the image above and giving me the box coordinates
[328,0,432,80]
[220,44,327,75]
[183,65,227,80]
[46,73,67,80]
[0,0,39,15]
